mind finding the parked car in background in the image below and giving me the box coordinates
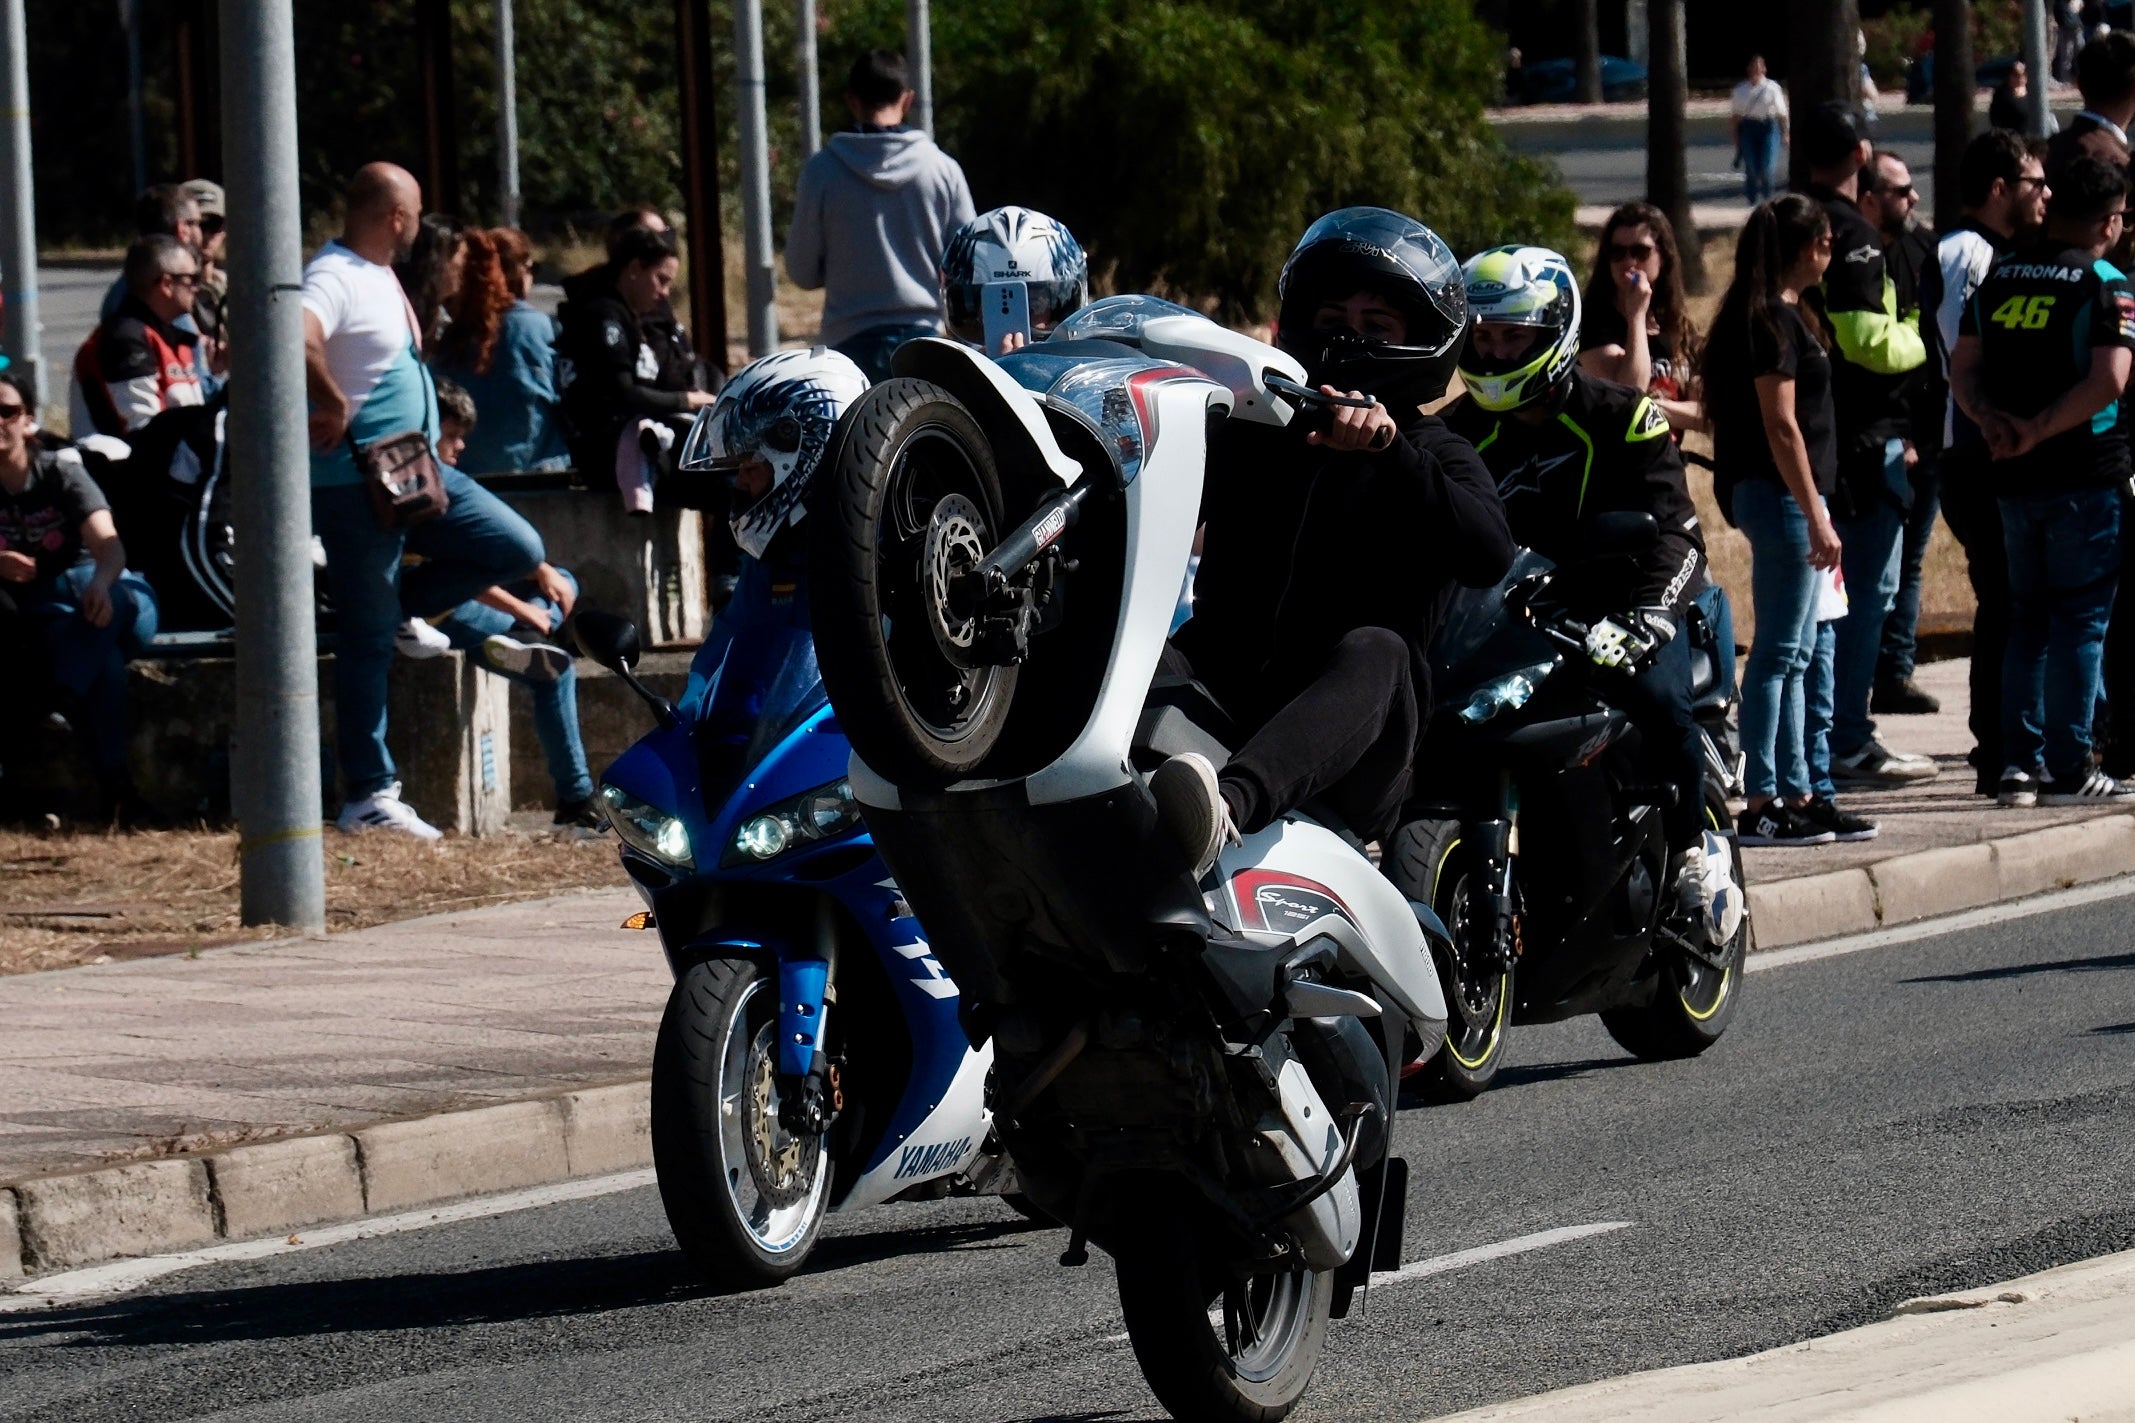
[1515,55,1648,104]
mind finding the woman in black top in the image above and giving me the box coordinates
[1700,195,1863,847]
[1579,202,1704,431]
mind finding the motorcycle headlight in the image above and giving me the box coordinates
[1456,660,1557,725]
[599,783,695,869]
[726,778,865,866]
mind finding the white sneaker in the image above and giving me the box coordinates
[335,782,443,841]
[478,633,573,683]
[1149,751,1239,878]
[2040,768,2135,805]
[395,617,451,659]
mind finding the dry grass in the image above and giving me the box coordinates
[0,824,624,977]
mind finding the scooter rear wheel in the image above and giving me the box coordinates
[652,957,832,1288]
[810,378,1017,786]
[1116,1210,1332,1422]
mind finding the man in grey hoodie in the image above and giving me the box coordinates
[787,50,976,381]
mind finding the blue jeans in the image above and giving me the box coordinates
[1878,457,1940,682]
[1738,118,1780,203]
[315,468,546,799]
[1830,439,1908,758]
[20,564,159,775]
[1732,479,1823,801]
[833,322,938,384]
[1807,620,1838,797]
[2000,487,2122,777]
[434,570,592,806]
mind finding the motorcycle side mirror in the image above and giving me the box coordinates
[1585,511,1659,557]
[571,609,678,730]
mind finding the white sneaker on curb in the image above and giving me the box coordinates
[395,617,451,659]
[1149,751,1239,879]
[478,634,573,683]
[1831,738,1940,786]
[335,782,443,841]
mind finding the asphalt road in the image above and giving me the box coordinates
[5,890,2134,1422]
[1514,139,1939,216]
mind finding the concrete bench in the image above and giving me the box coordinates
[19,649,513,836]
[482,473,710,650]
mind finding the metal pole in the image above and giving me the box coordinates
[493,0,521,227]
[905,0,931,136]
[220,0,325,931]
[734,0,777,356]
[796,0,820,156]
[0,0,43,406]
[1932,0,1977,234]
[2021,0,2052,140]
[124,0,146,194]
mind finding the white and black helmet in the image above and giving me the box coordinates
[679,348,869,560]
[940,205,1090,345]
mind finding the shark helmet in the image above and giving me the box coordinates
[679,348,869,559]
[1275,207,1470,411]
[941,206,1090,345]
[1456,245,1583,413]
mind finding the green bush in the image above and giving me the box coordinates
[824,0,1574,321]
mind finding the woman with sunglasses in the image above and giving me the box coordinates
[0,371,159,821]
[1580,203,1705,433]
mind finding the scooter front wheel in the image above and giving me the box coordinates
[652,957,832,1288]
[810,378,1017,786]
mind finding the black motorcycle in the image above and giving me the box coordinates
[1391,514,1750,1100]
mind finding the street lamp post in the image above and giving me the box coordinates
[0,0,43,406]
[797,0,820,157]
[220,0,326,931]
[906,0,932,136]
[494,0,521,227]
[735,0,777,356]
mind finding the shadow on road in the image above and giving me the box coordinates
[1903,949,2135,984]
[0,1248,707,1347]
[2090,1021,2135,1035]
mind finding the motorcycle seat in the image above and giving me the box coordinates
[1689,647,1717,701]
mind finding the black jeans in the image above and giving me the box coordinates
[1611,613,1707,853]
[1165,626,1419,844]
[2102,489,2135,776]
[1939,449,2009,782]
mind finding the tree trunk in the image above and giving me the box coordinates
[1933,0,1976,232]
[1574,0,1603,105]
[1789,0,1862,191]
[1645,0,1705,291]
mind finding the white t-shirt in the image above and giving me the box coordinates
[1731,78,1789,123]
[301,239,419,412]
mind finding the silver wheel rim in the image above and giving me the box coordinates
[1220,1267,1317,1384]
[714,977,830,1255]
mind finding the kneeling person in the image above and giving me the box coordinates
[1445,245,1743,941]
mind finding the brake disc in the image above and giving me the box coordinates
[922,493,988,667]
[742,1025,815,1208]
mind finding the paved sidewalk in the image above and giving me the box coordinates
[1428,1247,2135,1421]
[1742,658,2126,883]
[0,891,658,1181]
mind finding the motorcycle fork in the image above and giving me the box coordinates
[776,898,842,1135]
[1466,773,1519,975]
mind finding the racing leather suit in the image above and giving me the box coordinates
[1446,370,1710,849]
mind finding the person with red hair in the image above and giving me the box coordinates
[434,227,570,473]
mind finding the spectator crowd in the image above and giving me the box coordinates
[17,32,2135,854]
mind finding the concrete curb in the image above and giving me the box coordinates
[0,1079,650,1282]
[6,816,2134,1287]
[1745,811,2135,950]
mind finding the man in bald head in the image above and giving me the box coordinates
[302,161,548,839]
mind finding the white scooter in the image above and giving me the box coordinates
[807,296,1453,1421]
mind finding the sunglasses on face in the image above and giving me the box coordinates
[1607,241,1656,262]
[1878,183,1917,200]
[2015,175,2050,191]
[200,214,224,235]
[0,403,26,421]
[168,271,201,287]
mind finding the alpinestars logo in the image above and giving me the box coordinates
[1495,451,1577,502]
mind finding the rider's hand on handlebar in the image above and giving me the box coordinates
[1584,609,1675,674]
[1305,386,1397,453]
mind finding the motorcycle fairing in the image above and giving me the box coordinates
[891,336,1083,488]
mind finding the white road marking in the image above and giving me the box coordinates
[1104,1220,1634,1343]
[0,1168,658,1314]
[1748,874,2135,974]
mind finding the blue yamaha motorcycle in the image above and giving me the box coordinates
[575,546,1010,1289]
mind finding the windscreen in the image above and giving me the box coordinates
[681,568,828,806]
[1430,547,1554,675]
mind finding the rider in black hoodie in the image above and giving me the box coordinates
[1156,209,1514,870]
